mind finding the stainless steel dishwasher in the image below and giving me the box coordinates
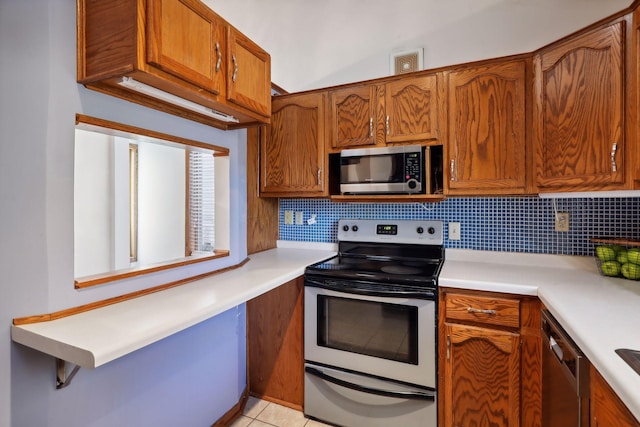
[541,309,590,427]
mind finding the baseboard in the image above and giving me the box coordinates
[211,386,249,427]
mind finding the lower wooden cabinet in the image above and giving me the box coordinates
[439,289,541,427]
[591,365,640,427]
[247,277,304,409]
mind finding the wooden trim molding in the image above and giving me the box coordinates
[13,257,250,326]
[76,114,230,155]
[211,386,249,427]
[74,251,230,289]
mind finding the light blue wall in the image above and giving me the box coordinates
[0,1,248,426]
[280,197,640,256]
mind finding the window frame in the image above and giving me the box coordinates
[74,114,230,289]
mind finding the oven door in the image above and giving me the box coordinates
[304,284,436,388]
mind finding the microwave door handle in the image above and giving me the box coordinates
[305,366,435,401]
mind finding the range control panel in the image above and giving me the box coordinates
[338,219,443,245]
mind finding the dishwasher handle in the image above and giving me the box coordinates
[549,335,564,361]
[541,310,590,398]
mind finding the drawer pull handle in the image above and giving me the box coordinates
[467,307,496,315]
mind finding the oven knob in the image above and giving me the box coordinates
[417,226,424,234]
[352,225,358,232]
[343,225,349,232]
[407,179,418,189]
[428,227,436,235]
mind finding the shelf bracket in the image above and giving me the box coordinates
[56,358,81,390]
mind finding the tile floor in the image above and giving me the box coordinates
[230,397,334,427]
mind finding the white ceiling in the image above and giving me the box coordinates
[206,0,632,92]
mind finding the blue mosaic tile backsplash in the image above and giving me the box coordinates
[279,197,640,256]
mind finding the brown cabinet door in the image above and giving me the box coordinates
[385,74,440,143]
[329,86,378,148]
[146,0,226,95]
[443,323,520,427]
[591,366,640,427]
[447,60,527,194]
[533,21,624,190]
[227,27,271,117]
[261,93,326,196]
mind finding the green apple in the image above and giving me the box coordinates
[621,262,640,280]
[596,246,617,261]
[613,245,627,254]
[600,260,621,277]
[627,248,640,265]
[617,250,629,264]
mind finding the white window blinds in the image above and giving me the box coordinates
[188,151,215,254]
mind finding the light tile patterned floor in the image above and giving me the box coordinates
[230,397,334,427]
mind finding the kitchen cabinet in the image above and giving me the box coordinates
[329,85,378,148]
[260,92,327,197]
[533,20,626,191]
[328,74,443,149]
[385,75,441,144]
[77,0,270,129]
[247,277,304,410]
[439,289,542,427]
[446,59,528,195]
[247,127,278,253]
[591,366,640,427]
[226,28,271,118]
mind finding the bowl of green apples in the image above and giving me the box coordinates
[592,238,640,280]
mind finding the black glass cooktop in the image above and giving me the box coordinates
[305,241,443,286]
[306,256,440,284]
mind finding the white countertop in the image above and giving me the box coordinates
[11,247,335,369]
[440,249,640,422]
[11,244,640,420]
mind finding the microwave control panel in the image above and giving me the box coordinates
[404,152,422,181]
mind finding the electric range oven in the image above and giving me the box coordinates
[304,219,444,427]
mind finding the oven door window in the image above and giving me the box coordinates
[317,295,418,365]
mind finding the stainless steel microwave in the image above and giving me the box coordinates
[340,145,425,195]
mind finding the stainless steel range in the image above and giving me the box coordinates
[304,219,443,427]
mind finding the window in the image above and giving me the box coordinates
[74,115,230,288]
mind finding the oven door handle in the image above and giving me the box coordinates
[304,277,436,300]
[305,366,435,401]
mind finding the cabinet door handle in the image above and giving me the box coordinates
[232,54,238,82]
[386,115,390,136]
[215,42,222,73]
[450,159,455,181]
[446,335,451,360]
[369,117,373,138]
[467,307,497,315]
[317,168,322,185]
[611,142,618,172]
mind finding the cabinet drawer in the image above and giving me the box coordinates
[445,293,520,328]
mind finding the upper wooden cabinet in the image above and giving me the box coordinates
[385,75,441,143]
[328,74,442,149]
[78,0,271,129]
[226,28,271,118]
[146,0,226,96]
[446,60,528,195]
[533,21,625,191]
[260,92,327,197]
[329,85,378,148]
